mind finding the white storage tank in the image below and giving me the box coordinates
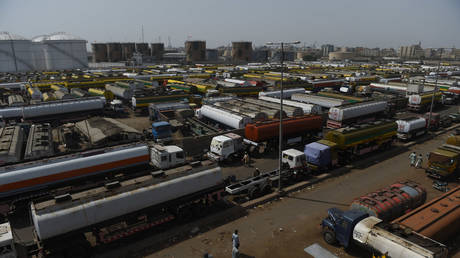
[0,32,34,72]
[32,32,88,71]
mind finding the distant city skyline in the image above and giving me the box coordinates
[1,0,459,49]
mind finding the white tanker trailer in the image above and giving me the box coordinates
[197,104,252,129]
[396,117,427,140]
[2,166,225,257]
[327,101,388,128]
[0,97,106,122]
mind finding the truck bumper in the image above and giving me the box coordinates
[425,167,445,179]
[397,133,408,140]
[207,152,223,162]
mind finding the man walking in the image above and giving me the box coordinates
[409,152,417,167]
[415,154,423,168]
[242,152,249,167]
[232,230,240,258]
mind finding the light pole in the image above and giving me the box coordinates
[427,48,443,131]
[266,41,300,192]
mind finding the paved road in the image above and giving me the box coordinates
[144,130,459,258]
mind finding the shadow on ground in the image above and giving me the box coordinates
[93,203,248,258]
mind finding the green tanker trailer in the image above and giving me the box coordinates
[304,120,397,171]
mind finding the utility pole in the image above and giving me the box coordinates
[266,41,300,192]
[427,48,443,131]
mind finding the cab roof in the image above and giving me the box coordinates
[282,148,304,157]
[434,148,459,158]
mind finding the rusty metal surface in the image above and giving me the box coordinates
[392,185,460,242]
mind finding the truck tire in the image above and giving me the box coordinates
[323,228,337,245]
[248,187,260,199]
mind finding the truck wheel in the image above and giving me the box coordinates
[248,187,260,199]
[323,228,337,245]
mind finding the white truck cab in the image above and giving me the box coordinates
[110,99,125,112]
[0,222,16,258]
[282,149,307,169]
[208,133,244,161]
[150,145,186,169]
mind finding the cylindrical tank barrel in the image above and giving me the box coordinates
[391,186,460,243]
[350,180,426,222]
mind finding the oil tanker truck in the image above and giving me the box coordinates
[304,120,397,171]
[1,165,226,257]
[396,117,427,140]
[407,92,442,112]
[321,181,448,258]
[425,134,460,178]
[321,208,448,258]
[207,115,323,161]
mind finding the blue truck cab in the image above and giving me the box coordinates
[152,121,172,143]
[321,208,369,247]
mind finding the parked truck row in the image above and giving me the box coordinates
[0,165,226,257]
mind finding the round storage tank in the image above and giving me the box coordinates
[32,32,88,71]
[0,32,34,72]
[121,43,136,61]
[150,43,164,60]
[232,41,252,63]
[135,43,150,56]
[91,43,108,62]
[185,40,206,62]
[106,43,122,62]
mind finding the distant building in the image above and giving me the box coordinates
[329,51,353,61]
[321,44,334,57]
[399,43,424,59]
[380,48,397,57]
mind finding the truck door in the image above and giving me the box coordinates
[335,218,350,247]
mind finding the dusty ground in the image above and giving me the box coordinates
[91,129,459,258]
[145,132,459,258]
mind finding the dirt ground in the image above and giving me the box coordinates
[141,131,459,258]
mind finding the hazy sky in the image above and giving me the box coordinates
[1,0,459,49]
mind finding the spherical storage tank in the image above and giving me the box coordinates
[185,41,206,62]
[232,41,252,63]
[0,32,34,72]
[32,32,88,71]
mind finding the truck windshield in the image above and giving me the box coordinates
[156,125,170,133]
[429,153,454,166]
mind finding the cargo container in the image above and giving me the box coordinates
[392,186,460,243]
